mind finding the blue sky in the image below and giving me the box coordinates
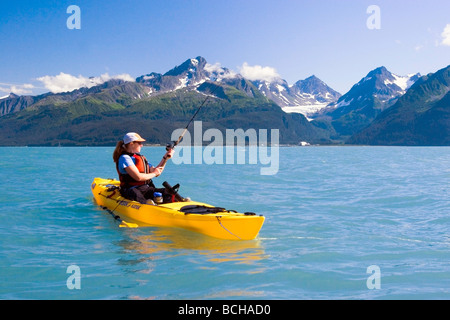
[1,0,449,96]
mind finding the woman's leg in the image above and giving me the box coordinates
[124,185,151,204]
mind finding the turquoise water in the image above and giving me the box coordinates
[0,146,449,299]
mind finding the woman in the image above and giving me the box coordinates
[113,132,174,204]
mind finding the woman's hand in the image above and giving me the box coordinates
[152,166,163,177]
[164,148,174,159]
[157,148,174,168]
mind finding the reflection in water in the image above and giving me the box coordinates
[115,226,268,267]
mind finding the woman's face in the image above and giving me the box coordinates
[125,141,143,153]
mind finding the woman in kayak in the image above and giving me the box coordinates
[113,132,174,204]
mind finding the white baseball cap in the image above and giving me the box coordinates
[123,132,146,144]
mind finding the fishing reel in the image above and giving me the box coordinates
[166,141,175,151]
[166,140,181,151]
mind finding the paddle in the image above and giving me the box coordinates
[117,218,138,228]
[103,206,139,228]
[113,213,139,228]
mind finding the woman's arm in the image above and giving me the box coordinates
[156,149,174,167]
[125,149,173,181]
[151,149,174,175]
[125,165,162,181]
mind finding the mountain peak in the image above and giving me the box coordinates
[321,66,421,137]
[295,75,326,88]
[7,93,20,99]
[304,75,320,81]
[164,56,207,77]
[373,66,388,73]
[348,66,420,93]
[292,75,341,101]
[362,66,391,81]
[134,57,212,94]
[348,64,450,146]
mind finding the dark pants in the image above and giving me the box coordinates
[122,184,172,204]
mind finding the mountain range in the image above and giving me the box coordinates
[0,57,332,146]
[0,56,448,146]
[253,75,341,117]
[348,65,450,146]
[311,66,421,139]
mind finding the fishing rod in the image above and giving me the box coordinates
[159,84,220,202]
[166,83,220,151]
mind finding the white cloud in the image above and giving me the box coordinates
[204,62,237,79]
[36,72,135,93]
[0,83,34,95]
[238,62,281,82]
[441,24,450,46]
[204,62,224,73]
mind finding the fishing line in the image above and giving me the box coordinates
[167,83,222,150]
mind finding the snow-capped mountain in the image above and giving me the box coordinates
[316,66,421,136]
[0,93,37,116]
[253,75,341,118]
[2,55,446,146]
[328,66,420,113]
[348,64,450,146]
[136,56,240,96]
[134,57,341,117]
[292,75,342,104]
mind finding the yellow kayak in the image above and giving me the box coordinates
[91,178,265,240]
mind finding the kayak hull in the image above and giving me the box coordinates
[91,178,264,240]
